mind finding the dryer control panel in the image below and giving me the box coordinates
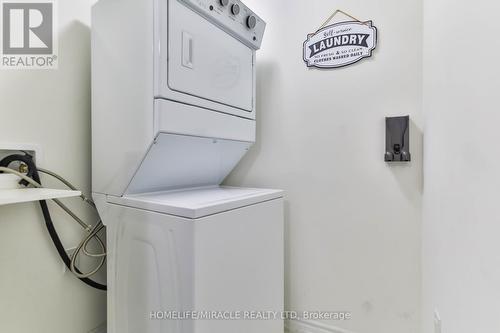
[178,0,266,49]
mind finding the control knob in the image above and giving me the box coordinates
[246,15,257,29]
[231,3,240,15]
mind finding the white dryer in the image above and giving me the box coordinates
[91,0,284,332]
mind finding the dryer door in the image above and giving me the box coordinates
[164,0,254,113]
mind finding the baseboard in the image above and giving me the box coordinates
[88,319,354,333]
[285,319,356,333]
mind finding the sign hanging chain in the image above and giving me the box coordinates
[317,9,370,32]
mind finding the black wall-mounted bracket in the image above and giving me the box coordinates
[384,116,411,162]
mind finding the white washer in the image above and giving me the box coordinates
[95,187,284,333]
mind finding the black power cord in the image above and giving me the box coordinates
[0,153,107,291]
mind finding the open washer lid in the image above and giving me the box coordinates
[107,186,283,219]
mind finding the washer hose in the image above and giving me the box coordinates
[0,153,107,291]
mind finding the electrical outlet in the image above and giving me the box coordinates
[434,309,442,333]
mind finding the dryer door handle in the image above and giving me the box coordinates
[182,31,194,69]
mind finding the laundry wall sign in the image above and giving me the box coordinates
[303,13,377,69]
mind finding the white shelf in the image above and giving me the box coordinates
[0,188,81,206]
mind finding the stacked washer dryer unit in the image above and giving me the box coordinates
[92,0,283,332]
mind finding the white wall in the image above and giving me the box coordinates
[226,0,423,332]
[422,1,500,332]
[0,1,106,332]
[0,0,424,332]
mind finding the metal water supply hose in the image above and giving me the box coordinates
[0,154,107,290]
